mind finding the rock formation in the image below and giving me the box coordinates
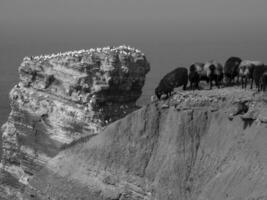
[0,45,150,188]
[2,46,267,200]
[23,88,267,200]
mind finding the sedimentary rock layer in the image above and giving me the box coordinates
[1,45,150,182]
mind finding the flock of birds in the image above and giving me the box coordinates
[22,45,143,63]
[155,56,267,99]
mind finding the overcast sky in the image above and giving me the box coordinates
[1,0,267,81]
[1,0,267,46]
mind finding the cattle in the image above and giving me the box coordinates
[252,63,266,91]
[238,60,261,89]
[224,57,242,85]
[155,67,188,99]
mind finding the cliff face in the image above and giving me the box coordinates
[2,47,267,200]
[25,88,267,200]
[1,46,150,183]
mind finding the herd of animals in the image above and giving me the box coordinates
[155,56,267,99]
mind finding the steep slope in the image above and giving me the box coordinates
[26,88,267,200]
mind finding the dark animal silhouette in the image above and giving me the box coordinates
[216,63,224,87]
[224,57,242,85]
[238,60,262,89]
[205,61,224,88]
[190,61,222,89]
[192,62,209,82]
[155,67,188,99]
[189,64,200,90]
[252,64,267,91]
[204,62,217,89]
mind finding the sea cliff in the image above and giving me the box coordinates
[25,88,267,200]
[1,46,150,189]
[1,47,267,200]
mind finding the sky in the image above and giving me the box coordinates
[1,0,267,123]
[1,0,267,48]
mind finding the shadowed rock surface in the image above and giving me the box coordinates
[21,88,267,200]
[0,46,150,190]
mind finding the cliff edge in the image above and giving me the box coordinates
[24,87,267,200]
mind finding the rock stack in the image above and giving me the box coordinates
[1,45,150,183]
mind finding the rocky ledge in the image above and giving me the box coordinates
[1,45,150,184]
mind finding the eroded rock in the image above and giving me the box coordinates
[25,88,267,200]
[1,45,150,186]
